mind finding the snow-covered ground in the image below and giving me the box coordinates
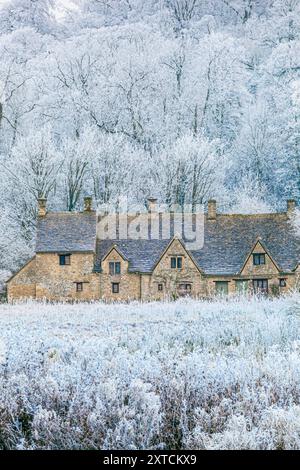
[0,295,300,450]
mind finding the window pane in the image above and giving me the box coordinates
[253,279,268,293]
[65,255,71,265]
[76,283,83,292]
[115,262,121,274]
[171,257,176,268]
[109,262,115,275]
[253,253,265,265]
[112,283,119,293]
[177,257,182,269]
[158,284,163,291]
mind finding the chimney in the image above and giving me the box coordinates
[37,197,47,217]
[84,196,92,212]
[207,199,216,220]
[147,197,157,213]
[287,199,296,216]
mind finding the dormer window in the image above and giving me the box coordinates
[109,261,121,275]
[171,256,182,269]
[253,253,265,266]
[59,254,71,266]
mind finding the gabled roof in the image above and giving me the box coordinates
[192,213,299,275]
[96,213,300,275]
[96,238,170,273]
[101,244,128,262]
[36,211,97,253]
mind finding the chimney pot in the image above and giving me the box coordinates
[84,196,92,212]
[147,197,157,213]
[38,197,47,217]
[207,199,216,220]
[287,199,296,215]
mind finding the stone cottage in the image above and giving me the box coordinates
[6,197,300,302]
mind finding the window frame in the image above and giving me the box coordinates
[109,261,121,275]
[112,282,120,294]
[253,253,266,266]
[76,282,83,292]
[279,278,287,287]
[59,254,71,266]
[177,283,192,296]
[253,279,268,293]
[170,256,183,269]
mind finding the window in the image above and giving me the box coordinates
[215,281,229,295]
[279,278,287,287]
[109,261,121,275]
[253,253,265,265]
[253,279,268,293]
[76,282,83,292]
[171,257,182,269]
[158,283,163,292]
[112,282,119,294]
[177,283,192,296]
[59,254,71,266]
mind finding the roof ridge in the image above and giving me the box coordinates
[210,212,287,218]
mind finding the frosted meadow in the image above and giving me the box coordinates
[1,295,300,450]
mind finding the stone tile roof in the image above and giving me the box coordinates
[96,213,300,275]
[36,211,97,253]
[192,214,300,274]
[35,209,299,275]
[95,239,171,273]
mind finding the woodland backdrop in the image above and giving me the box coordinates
[0,0,299,280]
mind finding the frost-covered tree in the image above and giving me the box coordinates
[0,0,299,274]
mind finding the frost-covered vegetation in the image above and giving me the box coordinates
[1,295,300,450]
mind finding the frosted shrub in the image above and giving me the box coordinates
[0,295,300,449]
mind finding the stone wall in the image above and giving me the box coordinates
[7,257,36,301]
[148,238,205,300]
[35,252,99,301]
[99,248,141,301]
[241,241,279,277]
[7,240,299,303]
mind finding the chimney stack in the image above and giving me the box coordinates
[287,199,296,216]
[84,196,92,212]
[147,197,157,213]
[37,197,47,217]
[207,199,216,220]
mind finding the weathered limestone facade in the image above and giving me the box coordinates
[6,198,300,302]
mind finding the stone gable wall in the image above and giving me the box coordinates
[7,257,36,301]
[99,248,140,301]
[149,239,205,299]
[241,241,279,276]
